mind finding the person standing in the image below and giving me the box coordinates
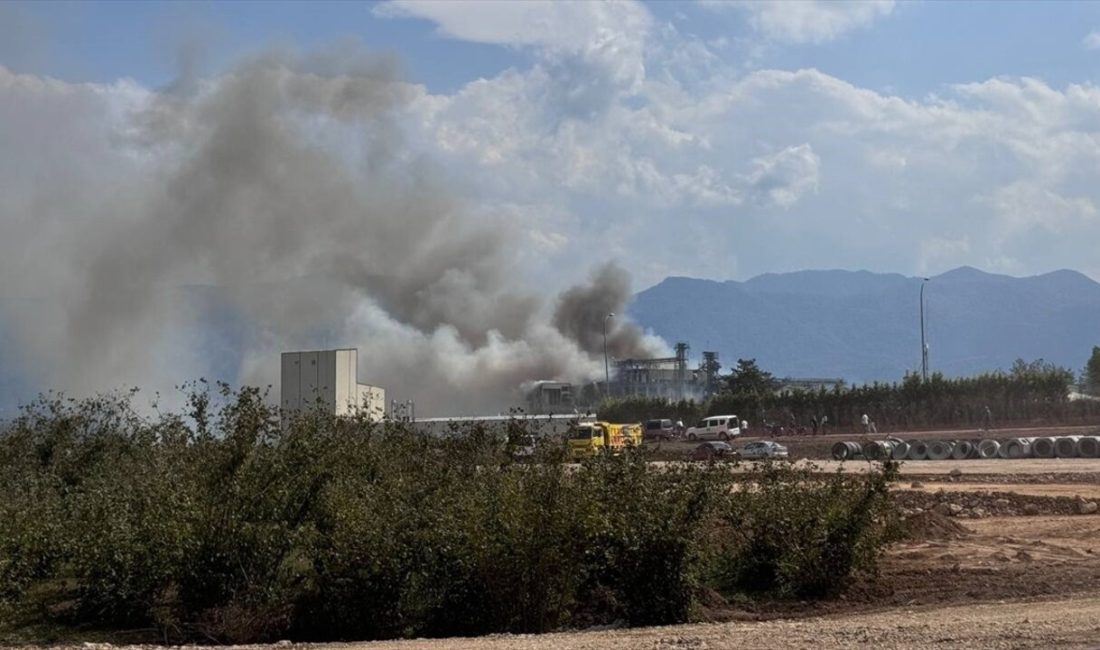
[820,415,829,435]
[811,415,819,435]
[861,413,870,434]
[982,405,993,431]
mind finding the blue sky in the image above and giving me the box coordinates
[9,2,1100,101]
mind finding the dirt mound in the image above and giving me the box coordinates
[899,511,970,541]
[895,489,1088,517]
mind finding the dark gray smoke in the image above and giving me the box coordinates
[553,263,661,360]
[0,47,664,415]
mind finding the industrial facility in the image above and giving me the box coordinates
[280,348,386,419]
[611,343,721,400]
[524,343,723,414]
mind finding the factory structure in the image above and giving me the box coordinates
[611,342,721,400]
[525,342,722,414]
[280,348,386,419]
[279,342,729,421]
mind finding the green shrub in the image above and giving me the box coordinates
[713,460,899,598]
[0,386,899,643]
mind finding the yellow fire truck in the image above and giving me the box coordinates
[567,421,643,459]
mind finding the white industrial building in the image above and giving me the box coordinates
[281,348,385,419]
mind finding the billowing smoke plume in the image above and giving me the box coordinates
[0,47,664,415]
[553,264,661,360]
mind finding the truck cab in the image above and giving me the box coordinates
[567,421,642,459]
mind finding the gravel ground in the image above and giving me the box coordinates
[324,597,1100,649]
[44,596,1100,650]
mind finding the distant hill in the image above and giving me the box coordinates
[629,267,1100,384]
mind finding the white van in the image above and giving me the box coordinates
[686,415,743,441]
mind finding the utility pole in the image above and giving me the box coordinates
[603,312,614,396]
[920,278,930,382]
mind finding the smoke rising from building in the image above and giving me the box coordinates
[0,47,663,415]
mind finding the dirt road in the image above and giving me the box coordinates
[318,596,1100,649]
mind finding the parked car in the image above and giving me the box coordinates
[690,441,734,461]
[734,440,789,460]
[685,415,743,441]
[644,418,676,441]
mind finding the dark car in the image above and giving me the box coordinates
[690,441,733,461]
[644,418,676,441]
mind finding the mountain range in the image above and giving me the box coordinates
[628,266,1100,384]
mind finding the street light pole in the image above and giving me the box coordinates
[920,278,930,382]
[604,312,614,395]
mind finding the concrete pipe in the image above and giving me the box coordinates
[926,440,955,461]
[1054,436,1082,458]
[968,439,983,459]
[1032,437,1057,459]
[951,440,974,460]
[1077,436,1100,458]
[891,440,911,460]
[1000,437,1034,459]
[862,440,895,461]
[832,440,864,460]
[977,439,1001,459]
[908,441,929,460]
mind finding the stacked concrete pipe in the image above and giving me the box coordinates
[926,440,955,460]
[1054,436,1082,458]
[977,439,1001,459]
[891,440,912,460]
[1031,437,1057,458]
[1077,436,1100,458]
[862,440,896,461]
[951,440,975,460]
[908,441,929,460]
[999,437,1034,459]
[832,441,864,460]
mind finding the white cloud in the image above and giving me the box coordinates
[376,0,652,106]
[982,182,1099,236]
[1084,30,1100,50]
[7,21,1100,300]
[745,144,820,208]
[708,0,896,45]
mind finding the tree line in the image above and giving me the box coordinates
[598,358,1100,432]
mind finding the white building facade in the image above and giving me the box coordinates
[281,348,385,420]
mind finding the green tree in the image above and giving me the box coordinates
[724,358,778,396]
[1085,346,1100,394]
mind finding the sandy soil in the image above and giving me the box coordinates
[309,596,1100,649]
[904,480,1100,499]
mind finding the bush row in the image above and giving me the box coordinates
[0,385,897,643]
